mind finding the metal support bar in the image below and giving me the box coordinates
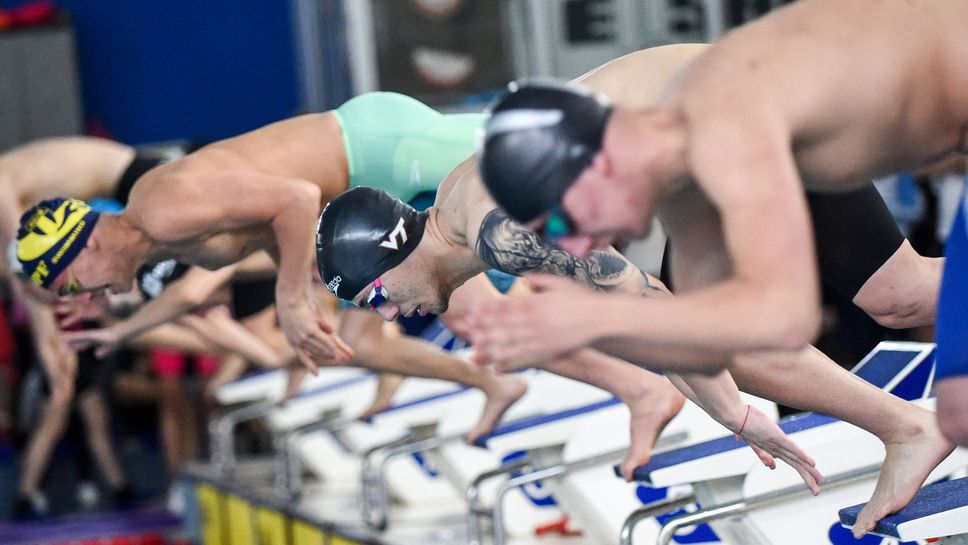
[208,400,276,478]
[486,434,686,545]
[656,464,883,545]
[620,494,699,545]
[465,457,535,545]
[272,409,348,499]
[359,424,461,531]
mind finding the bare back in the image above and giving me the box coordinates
[0,137,135,206]
[123,114,349,269]
[675,0,968,188]
[0,137,134,243]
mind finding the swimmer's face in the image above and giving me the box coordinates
[51,245,132,297]
[531,156,653,258]
[351,259,450,321]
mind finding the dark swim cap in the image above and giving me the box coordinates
[316,187,428,302]
[16,198,100,289]
[478,80,613,223]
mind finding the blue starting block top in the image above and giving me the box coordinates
[850,342,935,401]
[619,411,836,483]
[370,386,470,418]
[840,477,968,541]
[473,397,622,448]
[619,342,934,483]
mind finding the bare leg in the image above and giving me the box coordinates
[444,273,684,468]
[540,349,685,479]
[729,346,953,537]
[19,395,71,499]
[77,390,127,490]
[339,309,526,443]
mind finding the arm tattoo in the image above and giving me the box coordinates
[475,209,637,292]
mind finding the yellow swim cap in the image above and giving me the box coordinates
[16,198,100,289]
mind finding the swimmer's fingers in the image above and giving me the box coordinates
[316,319,353,361]
[746,442,777,469]
[777,452,823,496]
[284,364,309,401]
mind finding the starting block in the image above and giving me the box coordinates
[618,342,964,545]
[840,476,968,544]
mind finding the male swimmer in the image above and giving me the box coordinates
[18,93,526,442]
[474,1,967,535]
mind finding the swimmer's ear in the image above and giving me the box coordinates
[590,151,611,177]
[85,233,99,251]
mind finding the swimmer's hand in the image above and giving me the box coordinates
[467,274,600,370]
[62,326,123,359]
[277,298,353,371]
[55,291,108,328]
[734,405,824,495]
[282,363,309,403]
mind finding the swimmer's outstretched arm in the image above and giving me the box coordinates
[136,171,352,369]
[63,264,239,357]
[178,306,285,368]
[669,371,822,494]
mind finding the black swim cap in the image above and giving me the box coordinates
[479,81,613,223]
[316,187,429,302]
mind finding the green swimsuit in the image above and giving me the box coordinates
[333,92,486,203]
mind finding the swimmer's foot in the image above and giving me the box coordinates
[852,408,954,538]
[359,374,405,421]
[467,374,528,445]
[620,378,686,481]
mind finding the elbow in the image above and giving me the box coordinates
[777,301,821,350]
[296,182,322,211]
[753,292,821,352]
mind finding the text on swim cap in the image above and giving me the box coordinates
[327,275,342,295]
[18,200,90,261]
[379,218,408,250]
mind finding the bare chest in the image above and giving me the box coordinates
[161,227,276,270]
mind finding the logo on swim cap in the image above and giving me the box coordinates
[16,198,100,289]
[379,218,409,250]
[316,188,428,302]
[326,275,342,296]
[479,80,612,223]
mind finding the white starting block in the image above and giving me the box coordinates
[552,393,776,545]
[212,367,366,407]
[207,367,368,477]
[840,476,968,544]
[620,342,963,545]
[297,378,474,498]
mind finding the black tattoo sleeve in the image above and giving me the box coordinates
[475,209,648,292]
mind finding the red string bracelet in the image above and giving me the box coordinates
[737,404,752,436]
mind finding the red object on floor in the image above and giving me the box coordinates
[534,515,583,537]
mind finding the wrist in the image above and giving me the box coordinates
[726,404,751,435]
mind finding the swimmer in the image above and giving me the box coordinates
[22,94,527,442]
[475,2,967,535]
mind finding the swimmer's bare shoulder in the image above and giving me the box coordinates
[577,43,708,109]
[433,157,482,247]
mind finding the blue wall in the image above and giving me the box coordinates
[1,0,300,144]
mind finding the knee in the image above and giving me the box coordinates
[866,300,930,329]
[857,255,940,329]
